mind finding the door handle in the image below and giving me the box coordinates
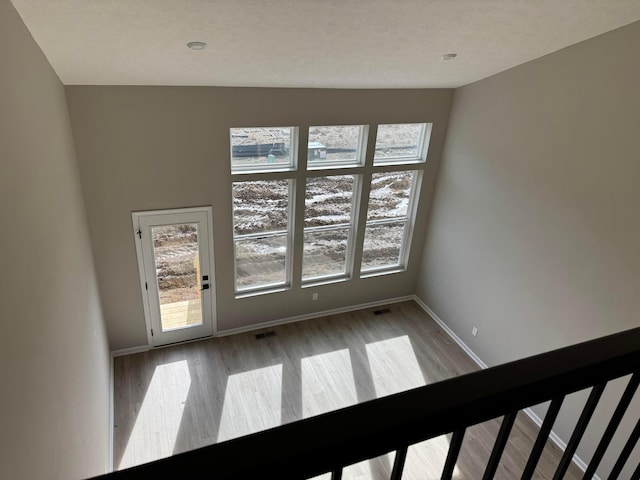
[201,284,210,291]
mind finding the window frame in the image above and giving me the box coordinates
[231,176,295,296]
[300,172,362,285]
[230,126,299,175]
[229,122,430,296]
[373,123,432,166]
[306,125,369,171]
[360,168,423,276]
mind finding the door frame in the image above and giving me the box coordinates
[132,206,217,347]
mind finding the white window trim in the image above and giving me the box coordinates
[360,169,423,276]
[307,125,369,171]
[373,123,432,166]
[232,179,295,295]
[360,219,409,273]
[229,123,430,295]
[233,230,292,294]
[230,127,299,175]
[301,172,361,284]
[301,223,354,284]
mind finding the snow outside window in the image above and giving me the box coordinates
[232,180,291,292]
[302,175,357,281]
[229,122,430,295]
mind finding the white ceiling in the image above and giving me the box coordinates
[10,0,640,88]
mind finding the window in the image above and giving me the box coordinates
[230,123,429,295]
[374,123,430,165]
[302,175,357,282]
[232,179,291,292]
[359,123,429,274]
[230,127,296,173]
[307,125,366,169]
[361,170,419,272]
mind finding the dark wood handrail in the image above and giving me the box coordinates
[96,326,640,480]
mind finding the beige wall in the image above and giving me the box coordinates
[66,87,453,350]
[0,1,110,478]
[417,22,640,478]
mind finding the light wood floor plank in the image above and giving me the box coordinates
[113,300,581,479]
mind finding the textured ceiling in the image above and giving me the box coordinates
[10,0,640,88]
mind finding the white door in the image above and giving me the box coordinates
[133,207,216,346]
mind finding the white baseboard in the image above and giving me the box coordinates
[110,296,415,352]
[217,295,415,337]
[411,295,599,480]
[412,296,488,370]
[111,345,150,357]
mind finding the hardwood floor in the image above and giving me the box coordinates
[113,300,582,479]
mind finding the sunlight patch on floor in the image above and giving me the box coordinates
[366,335,424,396]
[404,435,461,480]
[118,360,191,469]
[217,364,283,442]
[302,348,357,417]
[366,335,460,480]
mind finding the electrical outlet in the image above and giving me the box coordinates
[312,293,318,301]
[472,326,478,337]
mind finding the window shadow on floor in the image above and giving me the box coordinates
[114,300,585,479]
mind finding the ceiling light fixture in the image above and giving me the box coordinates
[187,41,207,50]
[441,53,457,60]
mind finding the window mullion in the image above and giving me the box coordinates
[231,171,296,182]
[398,170,423,270]
[363,125,377,169]
[365,217,408,227]
[303,222,353,233]
[344,173,362,278]
[290,127,308,291]
[351,125,377,279]
[234,229,290,240]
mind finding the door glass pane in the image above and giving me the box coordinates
[361,221,406,271]
[235,234,287,290]
[152,224,203,331]
[302,228,350,280]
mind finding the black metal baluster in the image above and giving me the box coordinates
[482,411,518,480]
[609,417,640,480]
[390,446,408,480]
[331,468,342,480]
[632,461,640,480]
[583,373,640,479]
[441,429,466,480]
[521,396,565,480]
[552,383,606,480]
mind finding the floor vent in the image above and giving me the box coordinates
[373,308,391,315]
[256,331,276,339]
